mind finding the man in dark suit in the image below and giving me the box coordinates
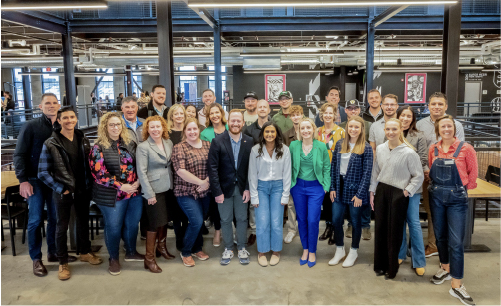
[208,109,253,266]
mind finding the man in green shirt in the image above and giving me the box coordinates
[272,91,294,134]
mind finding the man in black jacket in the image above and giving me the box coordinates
[137,85,169,120]
[208,109,253,266]
[38,106,103,281]
[14,93,71,277]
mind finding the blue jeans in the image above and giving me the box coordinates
[399,193,426,268]
[98,195,143,260]
[347,204,371,229]
[290,179,324,253]
[255,180,284,253]
[429,185,468,279]
[27,178,57,260]
[332,200,363,249]
[177,195,210,257]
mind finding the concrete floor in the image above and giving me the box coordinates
[1,220,500,305]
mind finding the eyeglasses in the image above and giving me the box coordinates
[108,123,122,128]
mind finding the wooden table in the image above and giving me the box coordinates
[1,171,19,196]
[464,178,501,252]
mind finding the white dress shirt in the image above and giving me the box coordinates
[248,144,292,204]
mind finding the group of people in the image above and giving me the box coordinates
[14,84,478,306]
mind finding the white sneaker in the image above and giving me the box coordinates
[238,248,250,265]
[220,248,234,265]
[342,248,358,268]
[284,232,295,244]
[328,246,345,266]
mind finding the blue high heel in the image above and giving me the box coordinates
[308,254,316,268]
[299,258,307,266]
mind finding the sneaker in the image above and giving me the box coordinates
[345,226,352,238]
[108,259,121,276]
[80,253,103,265]
[238,248,250,265]
[449,285,475,306]
[362,228,371,240]
[181,255,195,267]
[284,232,295,244]
[192,251,209,261]
[431,268,452,285]
[425,245,439,258]
[220,248,234,265]
[58,264,71,281]
[124,251,145,262]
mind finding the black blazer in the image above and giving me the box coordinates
[208,131,253,198]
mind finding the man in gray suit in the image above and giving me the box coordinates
[121,96,144,144]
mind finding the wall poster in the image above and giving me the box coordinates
[265,74,286,103]
[405,73,427,103]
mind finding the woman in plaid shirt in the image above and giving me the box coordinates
[171,118,211,267]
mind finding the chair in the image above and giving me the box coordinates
[1,185,28,256]
[475,166,500,221]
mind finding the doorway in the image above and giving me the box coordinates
[464,81,482,115]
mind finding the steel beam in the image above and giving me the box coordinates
[1,10,66,34]
[126,65,133,96]
[156,1,175,106]
[371,5,409,27]
[61,22,76,108]
[365,8,375,104]
[214,8,222,104]
[21,67,32,109]
[441,1,462,117]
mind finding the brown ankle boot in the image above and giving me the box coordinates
[156,226,175,260]
[144,231,162,273]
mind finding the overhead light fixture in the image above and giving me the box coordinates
[1,0,107,10]
[347,70,353,76]
[244,70,332,74]
[240,52,343,57]
[188,1,457,8]
[353,70,359,75]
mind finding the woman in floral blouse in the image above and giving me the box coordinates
[89,112,143,276]
[316,102,345,245]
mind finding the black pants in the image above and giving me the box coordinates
[320,193,333,225]
[374,183,409,278]
[53,191,91,264]
[209,195,221,231]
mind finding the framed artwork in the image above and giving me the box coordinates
[223,90,230,102]
[405,73,427,103]
[265,74,286,103]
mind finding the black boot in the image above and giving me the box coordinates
[319,224,332,241]
[328,229,335,245]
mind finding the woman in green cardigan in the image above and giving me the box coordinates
[289,117,331,268]
[200,103,228,142]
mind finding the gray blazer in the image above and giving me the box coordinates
[136,136,174,200]
[405,130,428,194]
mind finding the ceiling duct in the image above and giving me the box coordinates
[243,57,281,70]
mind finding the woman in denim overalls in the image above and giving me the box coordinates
[428,115,478,306]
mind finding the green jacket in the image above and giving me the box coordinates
[200,125,228,142]
[290,139,331,191]
[339,120,372,143]
[272,109,293,134]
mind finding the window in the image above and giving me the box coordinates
[179,76,197,101]
[13,68,27,109]
[132,75,142,96]
[209,75,227,99]
[96,69,114,102]
[41,68,61,102]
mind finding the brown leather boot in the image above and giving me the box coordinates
[144,231,162,273]
[156,226,175,260]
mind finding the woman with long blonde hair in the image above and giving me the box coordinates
[369,118,423,279]
[328,116,373,268]
[89,112,143,276]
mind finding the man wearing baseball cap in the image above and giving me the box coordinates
[243,91,259,127]
[339,99,373,241]
[272,91,294,134]
[339,99,372,142]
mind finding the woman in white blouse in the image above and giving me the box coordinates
[248,121,291,267]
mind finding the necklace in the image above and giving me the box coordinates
[302,143,313,155]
